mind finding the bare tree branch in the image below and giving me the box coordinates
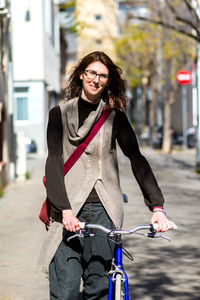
[182,0,200,24]
[175,15,200,34]
[159,0,200,35]
[165,0,178,15]
[128,15,200,41]
[126,0,200,41]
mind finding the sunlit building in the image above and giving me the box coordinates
[60,0,118,76]
[11,0,61,154]
[75,0,118,60]
[62,0,148,75]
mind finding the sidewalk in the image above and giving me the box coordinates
[0,155,49,300]
[0,147,199,299]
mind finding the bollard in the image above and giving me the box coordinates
[16,131,27,181]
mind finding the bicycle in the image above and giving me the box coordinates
[68,222,177,300]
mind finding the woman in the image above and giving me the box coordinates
[42,51,174,300]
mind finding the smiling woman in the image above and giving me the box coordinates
[65,51,127,110]
[40,51,175,300]
[80,61,109,102]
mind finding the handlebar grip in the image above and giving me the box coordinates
[152,223,158,230]
[152,222,177,230]
[79,222,86,229]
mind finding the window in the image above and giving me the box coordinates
[95,39,102,45]
[119,4,127,12]
[0,0,6,10]
[95,14,102,21]
[16,97,28,120]
[14,86,29,122]
[67,52,77,61]
[14,87,29,93]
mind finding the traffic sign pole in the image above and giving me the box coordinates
[176,69,192,150]
[182,86,188,149]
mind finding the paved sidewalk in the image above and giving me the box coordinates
[0,147,199,299]
[0,155,49,300]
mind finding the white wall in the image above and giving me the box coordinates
[14,81,46,154]
[12,0,60,92]
[11,0,61,153]
[12,0,44,81]
[43,0,60,92]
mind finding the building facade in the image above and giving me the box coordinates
[0,0,15,186]
[11,0,61,154]
[75,0,118,60]
[61,0,118,76]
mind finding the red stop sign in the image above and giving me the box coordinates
[176,69,192,85]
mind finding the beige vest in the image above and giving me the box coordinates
[60,97,124,228]
[38,97,124,274]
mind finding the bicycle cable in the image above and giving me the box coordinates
[89,233,134,261]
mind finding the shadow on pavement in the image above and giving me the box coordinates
[124,243,200,299]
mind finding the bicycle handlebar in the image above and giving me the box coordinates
[78,222,177,236]
[67,222,177,242]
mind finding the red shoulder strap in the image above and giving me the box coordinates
[63,107,112,175]
[43,107,112,187]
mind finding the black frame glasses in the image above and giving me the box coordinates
[84,69,109,82]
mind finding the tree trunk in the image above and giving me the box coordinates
[149,80,158,131]
[162,99,172,154]
[162,87,176,154]
[141,84,148,134]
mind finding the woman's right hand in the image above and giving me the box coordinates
[62,209,80,232]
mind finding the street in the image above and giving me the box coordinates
[0,147,199,300]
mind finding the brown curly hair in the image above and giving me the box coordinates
[64,51,127,111]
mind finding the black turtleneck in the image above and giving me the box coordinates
[78,97,99,127]
[45,97,164,213]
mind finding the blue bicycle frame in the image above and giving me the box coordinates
[69,222,174,299]
[108,242,129,300]
[68,222,173,300]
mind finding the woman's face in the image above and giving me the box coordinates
[80,61,109,102]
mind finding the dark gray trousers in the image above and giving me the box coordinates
[49,203,116,300]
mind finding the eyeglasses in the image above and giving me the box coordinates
[84,69,109,83]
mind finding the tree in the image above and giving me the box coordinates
[126,0,200,42]
[116,22,195,153]
[116,23,160,134]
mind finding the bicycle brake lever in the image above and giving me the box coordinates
[67,230,95,242]
[67,233,80,242]
[146,232,171,242]
[159,234,171,242]
[141,232,171,242]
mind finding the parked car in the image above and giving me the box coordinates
[25,137,37,153]
[151,126,183,149]
[139,127,151,146]
[185,127,196,148]
[151,126,163,149]
[151,125,197,149]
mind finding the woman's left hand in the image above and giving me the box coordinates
[151,211,175,232]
